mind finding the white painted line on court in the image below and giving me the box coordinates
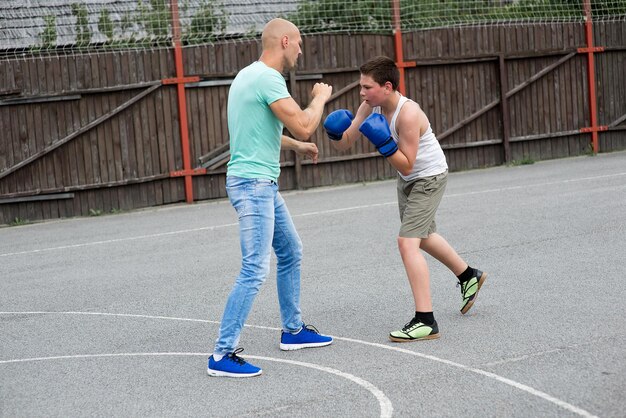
[295,202,395,217]
[445,172,626,198]
[0,311,597,417]
[336,337,598,418]
[478,335,622,367]
[242,355,393,418]
[481,348,570,367]
[0,352,393,418]
[0,223,238,257]
[1,171,624,258]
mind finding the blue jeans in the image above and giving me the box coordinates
[214,176,304,355]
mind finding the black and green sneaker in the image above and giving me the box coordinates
[459,269,487,314]
[389,318,440,342]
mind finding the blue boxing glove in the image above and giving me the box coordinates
[359,113,398,157]
[323,109,354,140]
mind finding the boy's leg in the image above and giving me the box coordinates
[420,233,467,276]
[421,233,486,314]
[398,236,432,312]
[391,237,440,342]
[421,233,487,314]
[390,173,447,342]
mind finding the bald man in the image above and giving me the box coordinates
[208,19,334,378]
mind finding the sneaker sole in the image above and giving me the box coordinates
[461,271,487,315]
[280,340,333,351]
[388,333,440,343]
[207,368,262,378]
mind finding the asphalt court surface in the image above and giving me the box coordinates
[1,151,626,417]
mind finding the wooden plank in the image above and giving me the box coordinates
[151,51,169,204]
[17,61,34,205]
[61,61,76,216]
[119,56,137,194]
[1,100,19,198]
[101,54,116,200]
[447,63,459,169]
[0,109,7,193]
[103,54,119,181]
[89,54,104,189]
[517,45,529,158]
[530,56,542,159]
[484,61,495,165]
[137,52,154,207]
[4,63,19,171]
[478,57,490,164]
[464,54,476,169]
[195,48,214,200]
[188,50,203,178]
[129,52,144,209]
[97,53,116,212]
[54,56,73,217]
[38,59,57,219]
[160,51,178,203]
[145,51,161,206]
[189,75,203,166]
[112,52,128,210]
[498,55,511,163]
[47,56,64,195]
[126,53,140,180]
[108,53,123,210]
[78,56,96,211]
[217,85,229,157]
[0,173,171,198]
[205,83,220,168]
[0,193,74,205]
[429,65,441,141]
[556,52,568,157]
[540,56,552,159]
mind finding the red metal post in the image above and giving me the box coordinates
[578,0,607,153]
[391,0,415,95]
[168,0,203,203]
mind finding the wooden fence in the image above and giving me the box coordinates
[1,22,625,224]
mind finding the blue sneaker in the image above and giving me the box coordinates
[280,324,333,351]
[207,348,262,378]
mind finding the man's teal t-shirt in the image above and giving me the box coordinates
[226,61,290,182]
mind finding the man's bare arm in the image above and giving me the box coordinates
[270,83,332,140]
[281,135,319,163]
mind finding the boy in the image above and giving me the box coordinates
[323,56,487,341]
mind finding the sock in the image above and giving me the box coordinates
[414,311,435,325]
[457,266,475,283]
[213,354,223,361]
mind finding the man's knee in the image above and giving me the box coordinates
[277,237,302,265]
[238,259,271,288]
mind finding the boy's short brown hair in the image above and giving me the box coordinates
[359,56,399,91]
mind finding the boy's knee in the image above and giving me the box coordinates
[397,236,420,255]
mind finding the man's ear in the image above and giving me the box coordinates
[281,35,289,49]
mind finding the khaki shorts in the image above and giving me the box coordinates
[397,171,448,238]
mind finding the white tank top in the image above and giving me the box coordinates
[374,95,448,181]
